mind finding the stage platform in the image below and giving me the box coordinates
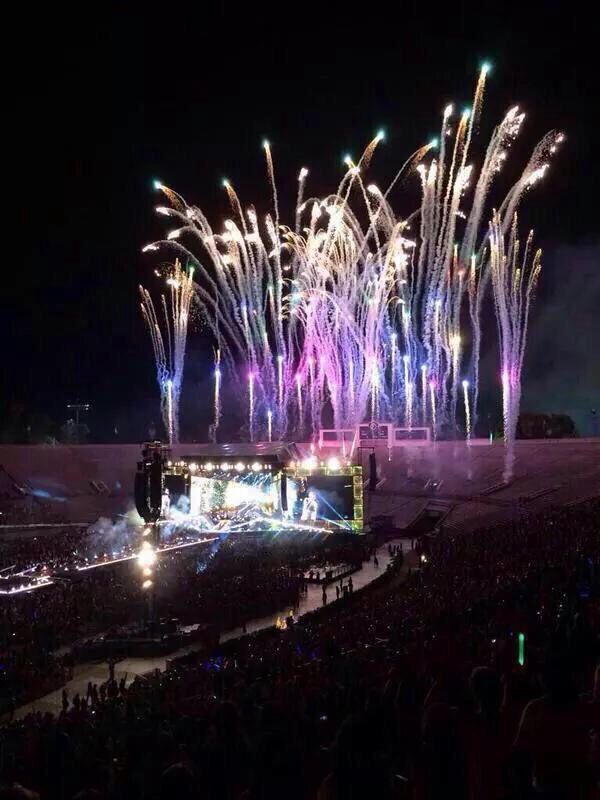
[1,439,598,533]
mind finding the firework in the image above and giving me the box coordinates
[489,213,542,479]
[141,68,561,451]
[140,260,194,443]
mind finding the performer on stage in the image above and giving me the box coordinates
[301,489,318,522]
[161,487,171,518]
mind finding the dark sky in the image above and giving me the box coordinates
[5,1,599,440]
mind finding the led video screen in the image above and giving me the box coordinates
[284,474,354,524]
[189,473,275,524]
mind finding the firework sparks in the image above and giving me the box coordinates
[141,70,561,445]
[140,260,194,443]
[489,213,542,479]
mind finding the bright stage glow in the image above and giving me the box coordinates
[142,579,153,590]
[137,542,157,570]
[327,457,341,471]
[251,462,262,472]
[235,462,245,472]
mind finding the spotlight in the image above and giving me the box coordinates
[221,462,231,471]
[204,462,214,472]
[251,462,262,472]
[142,579,153,590]
[137,542,157,570]
[302,456,317,470]
[189,463,198,473]
[235,462,245,472]
[327,457,341,471]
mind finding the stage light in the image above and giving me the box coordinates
[302,456,317,470]
[235,462,245,472]
[167,461,173,467]
[142,579,153,590]
[221,462,231,471]
[251,462,262,472]
[327,457,341,471]
[204,462,214,472]
[189,463,198,473]
[137,542,157,570]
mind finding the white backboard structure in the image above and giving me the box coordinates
[319,423,432,453]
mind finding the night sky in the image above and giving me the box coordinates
[6,2,599,441]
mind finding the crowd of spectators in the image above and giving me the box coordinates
[0,530,367,713]
[0,498,597,799]
[0,528,89,573]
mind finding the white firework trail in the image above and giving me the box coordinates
[489,212,542,480]
[139,260,194,443]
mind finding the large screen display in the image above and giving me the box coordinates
[283,474,354,526]
[161,461,362,533]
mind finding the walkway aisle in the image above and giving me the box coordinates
[12,539,411,720]
[220,538,410,642]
